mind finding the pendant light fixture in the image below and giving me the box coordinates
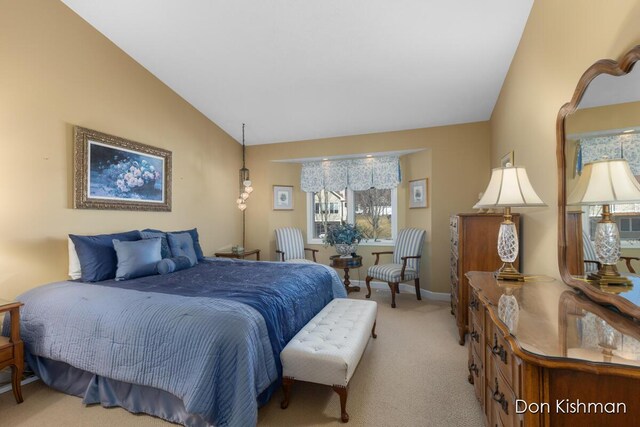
[237,123,252,211]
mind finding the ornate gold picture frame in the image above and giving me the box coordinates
[73,126,172,211]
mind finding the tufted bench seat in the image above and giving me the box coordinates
[280,298,377,423]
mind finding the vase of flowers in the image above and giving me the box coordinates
[323,223,364,257]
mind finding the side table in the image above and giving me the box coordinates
[0,299,24,404]
[330,255,363,294]
[214,249,261,260]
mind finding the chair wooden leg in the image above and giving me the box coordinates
[332,385,349,423]
[365,276,373,298]
[371,321,377,338]
[414,278,422,300]
[281,377,294,409]
[390,283,397,308]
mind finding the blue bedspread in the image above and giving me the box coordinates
[10,259,346,426]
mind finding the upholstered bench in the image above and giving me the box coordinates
[280,298,377,423]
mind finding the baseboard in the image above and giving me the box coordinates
[0,375,39,395]
[350,280,451,302]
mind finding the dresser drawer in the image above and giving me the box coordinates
[0,343,13,363]
[490,330,520,394]
[469,320,483,365]
[469,290,484,329]
[469,347,484,406]
[493,367,522,427]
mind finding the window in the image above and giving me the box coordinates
[307,188,397,245]
[588,204,640,242]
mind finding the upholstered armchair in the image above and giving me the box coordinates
[365,228,426,308]
[275,227,319,263]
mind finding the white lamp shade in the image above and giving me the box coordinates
[474,166,546,208]
[567,159,640,205]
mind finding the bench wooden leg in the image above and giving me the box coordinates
[332,385,349,423]
[365,276,372,298]
[414,278,422,300]
[281,377,294,409]
[371,321,377,339]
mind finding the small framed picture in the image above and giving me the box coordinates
[273,185,294,210]
[501,151,514,168]
[409,178,428,209]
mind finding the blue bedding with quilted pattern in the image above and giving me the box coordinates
[10,258,346,426]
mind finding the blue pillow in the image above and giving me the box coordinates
[157,256,193,275]
[69,230,141,282]
[140,231,171,259]
[113,238,162,281]
[143,228,204,260]
[167,232,198,266]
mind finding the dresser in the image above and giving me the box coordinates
[450,213,520,345]
[466,271,640,427]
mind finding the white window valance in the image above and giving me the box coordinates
[578,134,640,175]
[301,156,401,192]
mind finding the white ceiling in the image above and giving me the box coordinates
[61,0,533,145]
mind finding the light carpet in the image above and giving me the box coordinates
[0,288,483,426]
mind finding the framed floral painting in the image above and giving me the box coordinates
[273,185,293,210]
[73,126,172,211]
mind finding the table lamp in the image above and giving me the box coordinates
[474,163,546,281]
[567,158,640,286]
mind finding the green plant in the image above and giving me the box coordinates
[323,223,364,246]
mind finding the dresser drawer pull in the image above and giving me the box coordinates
[469,299,479,311]
[492,378,509,415]
[492,334,508,364]
[469,362,479,377]
[470,330,480,343]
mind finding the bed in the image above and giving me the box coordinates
[6,258,347,427]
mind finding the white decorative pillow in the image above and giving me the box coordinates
[68,237,82,280]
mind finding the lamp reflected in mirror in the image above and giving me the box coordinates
[568,159,640,286]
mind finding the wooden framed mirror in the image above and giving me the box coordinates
[557,45,640,320]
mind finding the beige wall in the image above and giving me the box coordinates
[245,122,491,294]
[0,0,242,299]
[490,0,640,278]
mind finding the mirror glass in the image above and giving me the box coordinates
[564,64,640,307]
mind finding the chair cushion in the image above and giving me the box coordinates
[286,258,316,264]
[275,227,306,260]
[281,298,377,387]
[367,263,418,283]
[393,228,426,273]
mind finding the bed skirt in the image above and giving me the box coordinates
[29,352,216,427]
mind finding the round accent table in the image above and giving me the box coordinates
[330,255,363,294]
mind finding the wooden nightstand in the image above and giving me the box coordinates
[214,249,261,260]
[0,299,24,403]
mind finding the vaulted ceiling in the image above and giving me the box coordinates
[61,0,533,145]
